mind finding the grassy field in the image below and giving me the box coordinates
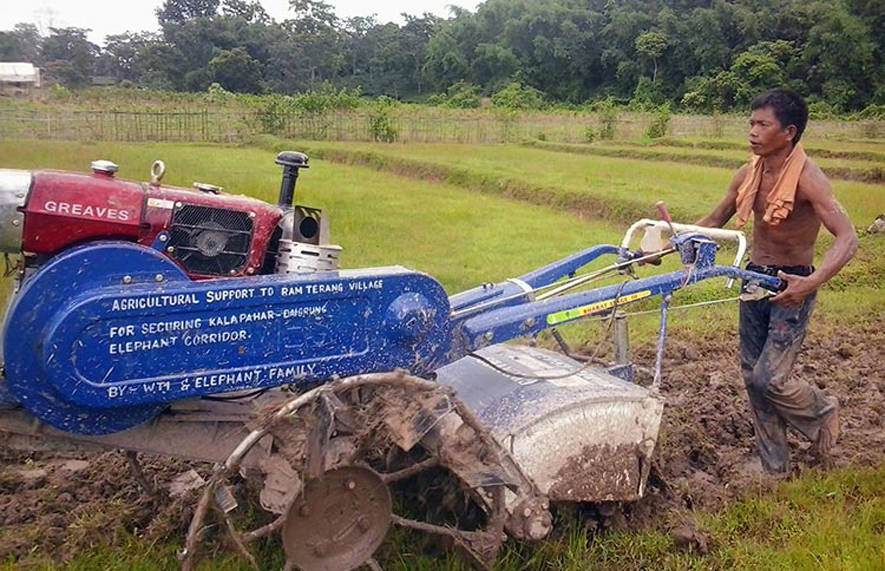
[522,140,885,183]
[280,140,885,225]
[0,139,882,569]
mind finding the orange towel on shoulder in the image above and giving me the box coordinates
[734,143,807,228]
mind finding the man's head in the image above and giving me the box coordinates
[748,89,808,156]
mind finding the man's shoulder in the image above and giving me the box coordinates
[730,162,751,187]
[799,156,827,184]
[797,156,830,199]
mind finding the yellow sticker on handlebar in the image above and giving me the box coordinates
[546,290,652,325]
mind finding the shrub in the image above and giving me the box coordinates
[425,93,447,106]
[48,83,72,101]
[495,108,519,142]
[645,103,671,138]
[256,95,290,134]
[491,81,547,110]
[292,82,362,112]
[256,86,364,134]
[597,97,618,140]
[631,76,667,110]
[853,104,885,120]
[369,96,398,142]
[808,101,839,119]
[442,81,482,109]
[205,82,233,104]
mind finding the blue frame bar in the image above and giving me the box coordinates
[452,240,780,359]
[449,244,621,315]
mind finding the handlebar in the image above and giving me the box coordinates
[621,219,747,288]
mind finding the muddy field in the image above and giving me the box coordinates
[631,318,884,529]
[1,318,882,565]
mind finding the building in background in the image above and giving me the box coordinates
[0,62,41,95]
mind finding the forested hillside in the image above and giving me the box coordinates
[1,0,883,112]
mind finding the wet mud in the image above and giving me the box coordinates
[625,317,884,529]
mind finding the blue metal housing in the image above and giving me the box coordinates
[2,242,451,433]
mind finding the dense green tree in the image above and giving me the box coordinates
[2,0,882,109]
[209,46,262,92]
[802,2,875,109]
[98,32,162,82]
[221,0,269,23]
[41,27,98,87]
[0,23,42,63]
[156,0,220,25]
[635,30,669,82]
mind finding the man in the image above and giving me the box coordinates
[697,88,858,475]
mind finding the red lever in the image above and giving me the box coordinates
[656,200,677,236]
[655,200,672,223]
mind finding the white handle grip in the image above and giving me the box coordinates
[621,219,747,288]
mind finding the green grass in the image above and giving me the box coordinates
[280,140,885,229]
[523,139,885,183]
[627,136,885,161]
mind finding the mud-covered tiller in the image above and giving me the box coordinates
[0,154,781,569]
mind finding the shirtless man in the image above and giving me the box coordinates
[697,88,858,474]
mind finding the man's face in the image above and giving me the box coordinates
[748,106,795,156]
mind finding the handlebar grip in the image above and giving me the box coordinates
[742,270,785,293]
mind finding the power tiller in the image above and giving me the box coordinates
[0,154,779,569]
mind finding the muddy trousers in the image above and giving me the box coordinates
[739,292,836,473]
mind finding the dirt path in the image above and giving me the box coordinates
[0,320,881,563]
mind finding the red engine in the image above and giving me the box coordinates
[0,156,323,279]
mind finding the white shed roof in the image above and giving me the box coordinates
[0,62,39,83]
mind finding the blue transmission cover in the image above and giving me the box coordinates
[2,242,451,434]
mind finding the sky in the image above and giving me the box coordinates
[1,0,482,45]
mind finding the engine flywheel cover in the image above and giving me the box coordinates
[282,466,392,571]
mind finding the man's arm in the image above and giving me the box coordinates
[772,162,858,306]
[696,164,746,228]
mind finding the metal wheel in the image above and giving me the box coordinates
[181,372,552,570]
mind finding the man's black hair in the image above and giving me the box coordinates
[750,88,808,145]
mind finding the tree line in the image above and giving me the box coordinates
[1,0,883,113]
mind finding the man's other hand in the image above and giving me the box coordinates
[637,251,663,266]
[771,271,818,306]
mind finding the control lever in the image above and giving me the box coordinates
[655,200,677,237]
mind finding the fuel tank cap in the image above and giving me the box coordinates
[90,160,119,175]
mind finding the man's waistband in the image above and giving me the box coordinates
[746,262,814,277]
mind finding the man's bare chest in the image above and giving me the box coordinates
[752,172,778,213]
